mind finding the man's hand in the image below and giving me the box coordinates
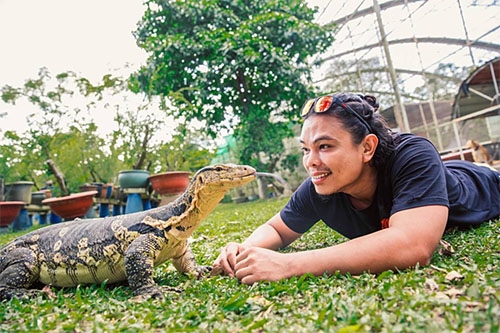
[234,247,293,284]
[213,215,302,282]
[213,242,246,277]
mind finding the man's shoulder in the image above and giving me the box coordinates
[395,133,435,148]
[392,133,440,160]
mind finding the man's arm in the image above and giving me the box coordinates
[233,205,448,284]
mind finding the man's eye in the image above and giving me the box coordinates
[301,147,310,154]
[319,144,331,150]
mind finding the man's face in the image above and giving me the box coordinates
[300,115,368,196]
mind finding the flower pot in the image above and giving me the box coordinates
[232,196,248,204]
[118,170,150,189]
[100,183,113,199]
[91,182,103,196]
[0,201,25,227]
[79,184,99,196]
[4,181,34,204]
[42,191,97,219]
[31,191,47,206]
[148,171,191,195]
[42,189,52,199]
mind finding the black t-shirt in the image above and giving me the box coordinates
[280,134,500,239]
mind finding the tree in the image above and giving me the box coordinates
[156,123,215,173]
[1,68,103,194]
[131,0,334,172]
[1,68,216,194]
[412,63,469,101]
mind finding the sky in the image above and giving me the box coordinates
[309,0,500,94]
[0,0,499,137]
[0,0,146,85]
[0,0,147,135]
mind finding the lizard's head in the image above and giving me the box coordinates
[191,164,256,193]
[161,164,257,240]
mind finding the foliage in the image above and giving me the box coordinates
[0,69,215,192]
[0,122,111,195]
[131,0,334,172]
[412,62,470,101]
[156,123,215,172]
[0,198,498,331]
[0,69,127,191]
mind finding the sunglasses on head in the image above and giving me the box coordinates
[300,95,373,133]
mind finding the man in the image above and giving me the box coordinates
[214,92,500,284]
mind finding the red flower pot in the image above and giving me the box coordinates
[0,201,25,227]
[42,191,97,219]
[148,171,191,195]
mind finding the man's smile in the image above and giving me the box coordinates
[310,170,332,183]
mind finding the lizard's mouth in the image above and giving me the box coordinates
[239,170,257,184]
[243,170,257,179]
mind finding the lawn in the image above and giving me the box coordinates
[0,197,499,332]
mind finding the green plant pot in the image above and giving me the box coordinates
[31,191,47,206]
[118,170,150,189]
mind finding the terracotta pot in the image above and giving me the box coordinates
[42,191,97,219]
[4,181,34,204]
[0,201,25,227]
[148,171,191,195]
[118,170,150,189]
[42,189,52,199]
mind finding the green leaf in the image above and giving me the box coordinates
[222,292,249,312]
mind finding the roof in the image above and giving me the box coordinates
[452,57,500,119]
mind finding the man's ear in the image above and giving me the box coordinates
[362,134,378,162]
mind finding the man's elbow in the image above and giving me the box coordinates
[411,244,437,267]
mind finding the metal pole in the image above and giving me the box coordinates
[456,0,476,68]
[452,121,464,160]
[373,0,410,132]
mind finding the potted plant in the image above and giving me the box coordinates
[4,181,34,204]
[42,191,98,220]
[0,201,26,228]
[148,171,190,196]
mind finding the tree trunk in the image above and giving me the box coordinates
[46,159,69,196]
[133,125,151,170]
[0,176,4,201]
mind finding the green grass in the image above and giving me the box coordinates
[0,197,499,332]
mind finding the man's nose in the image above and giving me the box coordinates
[304,150,321,168]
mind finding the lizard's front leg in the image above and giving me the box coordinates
[0,247,41,301]
[124,233,166,299]
[171,242,211,278]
